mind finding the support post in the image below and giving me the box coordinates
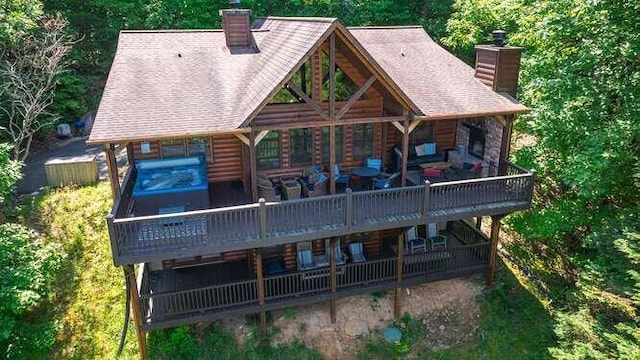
[498,115,514,176]
[476,216,482,230]
[329,33,337,194]
[124,265,147,360]
[400,118,410,187]
[487,215,504,285]
[250,131,258,202]
[256,249,267,333]
[105,144,121,199]
[329,125,336,194]
[394,234,404,318]
[330,238,337,323]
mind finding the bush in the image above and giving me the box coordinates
[0,223,63,358]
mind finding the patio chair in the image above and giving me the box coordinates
[348,242,366,263]
[325,239,347,265]
[333,164,350,188]
[404,226,427,253]
[297,249,315,271]
[372,172,400,189]
[366,157,382,171]
[428,223,447,250]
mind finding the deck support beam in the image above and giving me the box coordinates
[498,115,514,176]
[394,234,404,319]
[487,215,504,285]
[249,131,258,202]
[329,32,337,194]
[124,265,147,360]
[330,238,337,323]
[256,249,267,333]
[400,117,410,187]
[105,144,121,199]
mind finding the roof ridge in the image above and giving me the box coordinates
[348,26,423,30]
[257,16,337,23]
[120,29,225,34]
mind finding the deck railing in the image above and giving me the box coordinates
[109,162,533,265]
[138,230,490,328]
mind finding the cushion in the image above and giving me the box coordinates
[423,168,443,177]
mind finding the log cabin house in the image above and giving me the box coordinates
[88,4,533,356]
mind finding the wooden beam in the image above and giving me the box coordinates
[287,81,330,121]
[256,249,267,333]
[400,118,410,187]
[407,119,422,134]
[335,75,377,120]
[394,233,404,319]
[330,238,337,323]
[498,115,514,176]
[329,33,336,121]
[251,115,407,132]
[124,265,148,360]
[254,130,270,146]
[249,132,258,202]
[495,115,507,127]
[235,133,250,146]
[391,121,405,134]
[487,215,503,285]
[105,144,121,199]
[329,125,336,194]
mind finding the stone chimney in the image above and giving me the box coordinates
[220,1,252,48]
[474,30,523,97]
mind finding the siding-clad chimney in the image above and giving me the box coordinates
[220,1,252,48]
[474,30,523,97]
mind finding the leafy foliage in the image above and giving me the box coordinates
[0,223,63,358]
[447,0,640,358]
[0,143,21,210]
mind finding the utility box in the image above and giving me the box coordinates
[45,154,98,187]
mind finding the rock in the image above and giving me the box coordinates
[344,320,369,337]
[308,315,319,326]
[439,325,445,331]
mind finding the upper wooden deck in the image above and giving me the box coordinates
[107,162,534,265]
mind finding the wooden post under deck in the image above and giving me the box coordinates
[249,131,258,202]
[124,265,148,360]
[256,249,267,332]
[487,215,504,285]
[105,144,121,199]
[400,118,410,187]
[394,234,404,318]
[330,238,337,323]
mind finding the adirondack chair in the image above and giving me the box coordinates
[428,223,447,250]
[348,242,366,263]
[405,226,427,254]
[325,239,347,265]
[334,164,350,188]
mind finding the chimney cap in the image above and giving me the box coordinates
[492,30,507,47]
[229,0,241,8]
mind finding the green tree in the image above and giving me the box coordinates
[0,223,63,358]
[0,143,21,212]
[446,0,639,358]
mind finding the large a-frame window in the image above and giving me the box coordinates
[269,58,312,104]
[257,131,281,169]
[352,123,375,161]
[321,126,343,163]
[289,128,313,166]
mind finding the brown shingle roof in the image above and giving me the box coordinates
[349,26,529,119]
[88,18,334,144]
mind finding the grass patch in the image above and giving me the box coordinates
[17,183,138,359]
[149,321,323,360]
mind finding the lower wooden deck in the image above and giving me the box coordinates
[138,220,489,330]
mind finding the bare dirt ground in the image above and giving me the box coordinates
[223,275,485,359]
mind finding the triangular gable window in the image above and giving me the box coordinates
[270,58,312,104]
[321,52,362,102]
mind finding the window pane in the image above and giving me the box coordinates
[321,126,343,163]
[161,139,185,159]
[257,131,280,169]
[289,128,313,166]
[352,124,375,161]
[188,137,211,161]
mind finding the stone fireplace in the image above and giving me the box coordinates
[455,117,504,176]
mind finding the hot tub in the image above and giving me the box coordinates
[132,157,209,216]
